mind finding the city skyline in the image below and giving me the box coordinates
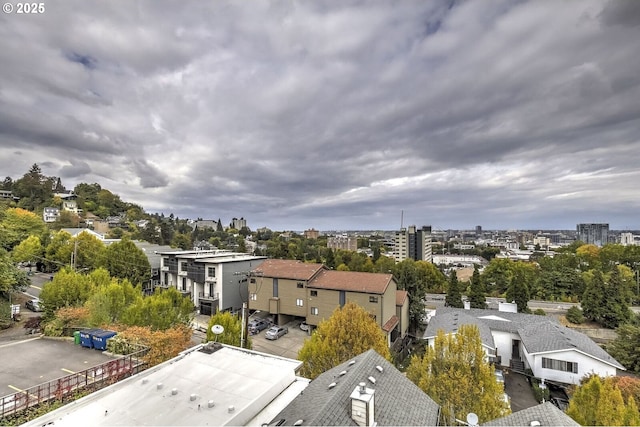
[1,1,640,231]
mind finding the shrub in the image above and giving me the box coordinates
[533,308,546,316]
[566,306,585,324]
[532,380,551,403]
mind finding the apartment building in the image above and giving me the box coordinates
[394,225,433,262]
[327,234,357,251]
[577,223,609,247]
[159,249,266,315]
[249,259,407,345]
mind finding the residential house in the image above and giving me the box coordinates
[54,192,79,214]
[133,241,176,295]
[424,307,624,385]
[159,250,266,315]
[60,228,105,241]
[270,349,441,426]
[24,343,309,427]
[43,207,60,223]
[249,259,408,346]
[395,290,409,339]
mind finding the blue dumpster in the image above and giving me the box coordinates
[91,330,117,351]
[79,329,101,348]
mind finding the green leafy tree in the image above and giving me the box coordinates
[0,249,29,294]
[171,232,192,250]
[0,207,47,251]
[481,258,515,295]
[12,164,55,211]
[39,269,95,318]
[205,311,251,348]
[85,275,141,325]
[506,268,530,313]
[11,235,44,267]
[468,265,487,309]
[600,265,632,329]
[445,270,464,308]
[71,232,106,272]
[298,302,391,379]
[44,230,73,271]
[103,237,151,286]
[324,248,336,269]
[608,316,640,374]
[121,287,193,330]
[406,325,509,425]
[567,375,639,426]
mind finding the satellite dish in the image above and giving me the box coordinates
[211,324,224,343]
[466,412,479,426]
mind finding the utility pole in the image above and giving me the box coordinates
[240,302,247,348]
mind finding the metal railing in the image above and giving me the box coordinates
[198,292,219,301]
[0,346,149,420]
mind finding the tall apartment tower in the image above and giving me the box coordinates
[394,225,432,263]
[577,223,609,247]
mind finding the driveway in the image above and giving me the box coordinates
[250,320,309,360]
[504,369,540,413]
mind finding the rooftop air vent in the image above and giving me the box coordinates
[294,420,304,426]
[171,388,178,396]
[228,405,235,413]
[348,360,356,366]
[328,382,337,389]
[157,383,163,390]
[208,400,215,408]
[530,421,541,427]
[190,394,197,401]
[368,376,376,384]
[339,370,347,376]
[375,365,383,373]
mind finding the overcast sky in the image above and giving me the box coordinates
[1,0,639,231]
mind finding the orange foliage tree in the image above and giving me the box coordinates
[109,325,193,367]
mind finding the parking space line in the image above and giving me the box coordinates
[61,368,75,374]
[8,385,39,399]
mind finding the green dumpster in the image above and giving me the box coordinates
[73,331,81,345]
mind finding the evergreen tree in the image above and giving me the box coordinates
[582,270,606,324]
[468,265,487,309]
[325,248,336,269]
[600,265,632,328]
[506,268,530,313]
[445,270,464,308]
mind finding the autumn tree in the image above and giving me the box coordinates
[445,270,464,308]
[103,237,151,286]
[566,375,640,426]
[406,325,509,425]
[298,302,391,379]
[205,310,252,348]
[108,325,192,367]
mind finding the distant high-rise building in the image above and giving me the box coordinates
[304,228,320,239]
[620,232,637,246]
[394,225,432,262]
[231,217,247,230]
[476,225,482,235]
[327,235,357,252]
[577,223,609,247]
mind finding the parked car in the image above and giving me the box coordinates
[495,369,505,384]
[248,319,271,335]
[265,326,288,340]
[25,299,42,312]
[299,321,310,332]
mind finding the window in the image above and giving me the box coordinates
[163,257,169,265]
[250,293,257,301]
[296,299,304,307]
[181,262,188,271]
[310,290,318,297]
[250,278,256,284]
[182,277,187,291]
[311,307,319,315]
[542,357,578,373]
[297,282,304,288]
[207,267,216,277]
[369,296,378,303]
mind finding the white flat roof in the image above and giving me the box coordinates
[25,345,304,427]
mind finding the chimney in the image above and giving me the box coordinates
[463,300,470,310]
[350,382,375,427]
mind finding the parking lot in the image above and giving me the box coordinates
[249,319,310,360]
[0,337,118,397]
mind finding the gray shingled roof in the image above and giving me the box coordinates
[518,321,625,369]
[270,349,440,426]
[424,310,496,352]
[482,401,579,426]
[423,308,624,371]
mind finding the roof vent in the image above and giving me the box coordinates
[375,365,383,373]
[228,405,235,413]
[368,376,376,384]
[171,388,178,396]
[328,382,337,389]
[530,421,541,426]
[293,420,304,426]
[339,370,347,376]
[142,379,148,385]
[359,382,366,394]
[208,400,215,408]
[348,360,356,366]
[157,383,163,390]
[190,394,197,401]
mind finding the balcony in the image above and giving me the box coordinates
[198,292,219,301]
[161,266,169,271]
[178,271,187,276]
[205,276,216,283]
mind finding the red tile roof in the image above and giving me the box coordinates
[396,290,408,306]
[382,315,399,333]
[309,270,393,294]
[251,259,325,281]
